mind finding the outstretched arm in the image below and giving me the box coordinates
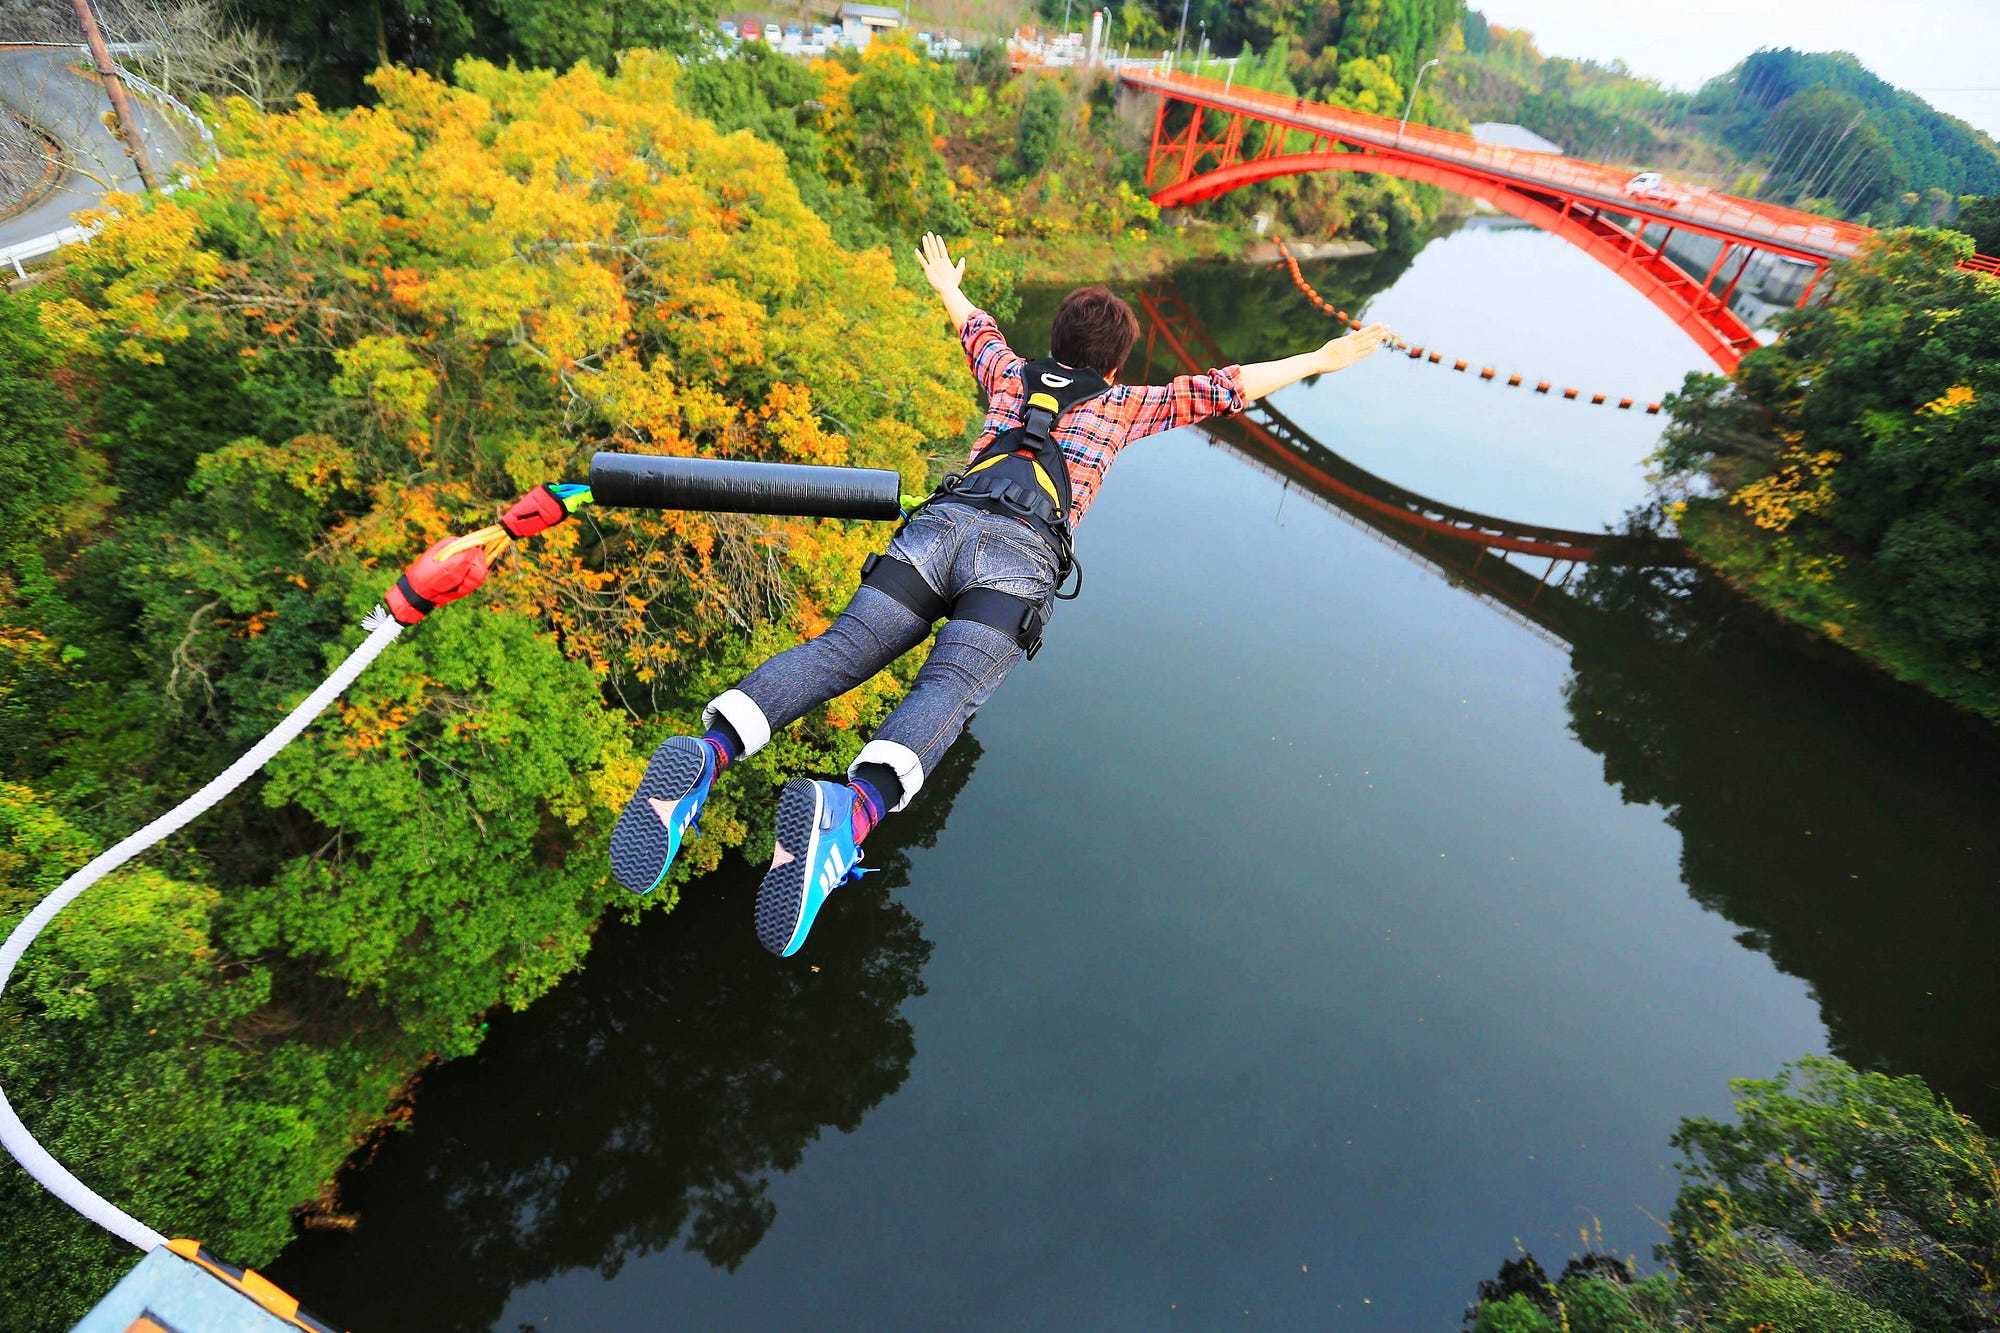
[1237,323,1392,401]
[914,231,978,334]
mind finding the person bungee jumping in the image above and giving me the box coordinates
[609,232,1390,956]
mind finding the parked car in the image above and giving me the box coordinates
[719,19,739,39]
[1624,171,1683,206]
[741,20,761,39]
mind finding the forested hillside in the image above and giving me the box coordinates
[1689,49,2000,220]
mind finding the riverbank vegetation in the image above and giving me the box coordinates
[1464,1056,2000,1320]
[1656,227,2000,722]
[0,51,973,1324]
[1464,1059,2000,1332]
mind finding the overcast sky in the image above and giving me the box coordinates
[1473,0,2000,138]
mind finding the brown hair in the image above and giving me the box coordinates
[1049,286,1139,378]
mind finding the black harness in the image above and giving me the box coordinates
[861,358,1109,659]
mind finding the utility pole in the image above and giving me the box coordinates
[1397,56,1440,147]
[71,0,158,192]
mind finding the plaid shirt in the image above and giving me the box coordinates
[959,309,1246,526]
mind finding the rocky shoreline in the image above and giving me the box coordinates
[1243,236,1377,263]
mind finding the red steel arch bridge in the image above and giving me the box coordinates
[1121,68,2000,373]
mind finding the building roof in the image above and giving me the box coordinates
[1470,122,1565,155]
[837,3,903,18]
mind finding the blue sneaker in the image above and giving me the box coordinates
[610,736,715,895]
[755,778,873,957]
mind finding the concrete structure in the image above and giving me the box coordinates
[71,1244,340,1333]
[836,3,903,33]
[1470,121,1564,155]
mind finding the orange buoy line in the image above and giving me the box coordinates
[1273,239,1663,415]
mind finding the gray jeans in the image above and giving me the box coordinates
[704,502,1058,812]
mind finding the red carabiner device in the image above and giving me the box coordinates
[385,534,491,626]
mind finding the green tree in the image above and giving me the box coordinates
[1671,1059,2000,1331]
[1658,228,2000,700]
[1014,76,1067,178]
[486,0,713,71]
[821,38,965,234]
[1956,193,2000,252]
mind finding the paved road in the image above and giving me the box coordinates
[0,44,194,252]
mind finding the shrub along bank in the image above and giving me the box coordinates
[1464,1059,2000,1333]
[1656,227,2000,722]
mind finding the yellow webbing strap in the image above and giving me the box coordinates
[963,452,1062,512]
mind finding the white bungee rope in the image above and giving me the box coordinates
[0,607,406,1253]
[0,469,888,1280]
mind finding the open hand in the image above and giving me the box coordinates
[914,231,966,296]
[1315,322,1391,374]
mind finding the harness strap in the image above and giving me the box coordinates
[859,555,1052,659]
[861,552,949,624]
[953,587,1050,659]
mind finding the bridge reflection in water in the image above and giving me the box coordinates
[1133,284,1691,649]
[1137,278,2000,1127]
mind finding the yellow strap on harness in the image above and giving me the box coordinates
[964,451,1063,513]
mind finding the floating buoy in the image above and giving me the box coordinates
[1268,236,1670,417]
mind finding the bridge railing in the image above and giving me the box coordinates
[1125,69,1878,262]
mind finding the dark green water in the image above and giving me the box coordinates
[268,220,2000,1329]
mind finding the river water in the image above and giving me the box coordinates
[270,218,2000,1330]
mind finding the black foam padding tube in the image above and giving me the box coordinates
[589,453,904,520]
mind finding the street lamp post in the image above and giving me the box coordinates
[1396,57,1441,147]
[1196,19,1206,74]
[1173,0,1190,71]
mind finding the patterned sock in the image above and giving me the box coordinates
[701,721,742,773]
[850,778,887,843]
